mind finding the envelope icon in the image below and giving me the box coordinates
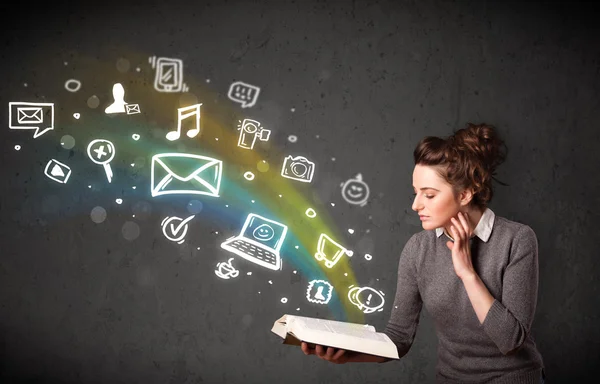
[17,107,43,124]
[151,153,223,197]
[126,104,141,114]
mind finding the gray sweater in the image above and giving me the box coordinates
[382,213,545,383]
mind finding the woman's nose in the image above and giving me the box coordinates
[411,197,420,211]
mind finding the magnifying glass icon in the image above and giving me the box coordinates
[87,139,116,183]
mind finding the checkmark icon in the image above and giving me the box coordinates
[161,215,195,244]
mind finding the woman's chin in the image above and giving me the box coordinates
[420,221,436,229]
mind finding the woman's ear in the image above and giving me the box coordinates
[459,188,474,207]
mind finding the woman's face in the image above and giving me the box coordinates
[411,164,466,231]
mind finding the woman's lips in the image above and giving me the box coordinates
[419,216,429,220]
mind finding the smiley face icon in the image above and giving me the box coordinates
[341,173,370,207]
[252,223,275,242]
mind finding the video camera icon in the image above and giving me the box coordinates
[237,119,271,150]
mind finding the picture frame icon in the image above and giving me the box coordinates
[306,280,334,304]
[44,159,72,184]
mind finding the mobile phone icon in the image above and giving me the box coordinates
[149,56,189,93]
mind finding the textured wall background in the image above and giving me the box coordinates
[0,0,598,382]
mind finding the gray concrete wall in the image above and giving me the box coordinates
[0,0,598,382]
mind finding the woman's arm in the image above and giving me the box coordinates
[461,272,495,324]
[479,225,540,355]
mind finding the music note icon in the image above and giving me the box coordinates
[166,103,202,141]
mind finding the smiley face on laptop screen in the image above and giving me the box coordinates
[242,215,286,250]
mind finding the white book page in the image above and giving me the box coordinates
[290,316,384,341]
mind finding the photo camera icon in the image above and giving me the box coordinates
[281,155,315,183]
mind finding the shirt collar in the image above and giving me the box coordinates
[435,207,495,243]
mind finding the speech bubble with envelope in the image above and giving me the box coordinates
[9,102,55,138]
[151,153,223,197]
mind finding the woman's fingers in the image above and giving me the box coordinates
[451,218,465,239]
[332,348,346,360]
[315,344,326,357]
[450,224,461,247]
[301,342,312,355]
[325,347,337,359]
[302,343,347,364]
[457,212,471,236]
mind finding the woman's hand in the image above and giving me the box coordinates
[301,342,350,364]
[446,212,477,280]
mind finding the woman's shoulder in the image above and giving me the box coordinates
[493,215,538,242]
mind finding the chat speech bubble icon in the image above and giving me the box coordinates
[227,81,260,108]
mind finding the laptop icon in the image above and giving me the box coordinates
[220,213,288,271]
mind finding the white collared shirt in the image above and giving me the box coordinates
[435,207,495,243]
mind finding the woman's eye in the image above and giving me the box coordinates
[425,195,434,199]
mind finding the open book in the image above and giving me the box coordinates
[271,314,399,359]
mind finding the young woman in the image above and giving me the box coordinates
[301,123,546,383]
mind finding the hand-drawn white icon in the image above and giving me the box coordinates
[161,215,195,244]
[149,56,188,92]
[305,208,316,218]
[73,113,80,119]
[281,155,315,183]
[151,153,222,197]
[348,285,385,314]
[8,102,55,138]
[228,81,260,108]
[306,280,333,304]
[166,104,201,141]
[314,233,351,269]
[341,173,370,206]
[126,104,141,114]
[87,139,116,183]
[288,135,297,143]
[64,79,82,92]
[237,119,271,149]
[215,258,240,279]
[105,83,128,114]
[221,213,288,271]
[44,159,72,184]
[132,134,140,140]
[243,171,255,181]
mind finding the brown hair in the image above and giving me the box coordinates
[413,123,509,211]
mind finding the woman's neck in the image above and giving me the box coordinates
[443,207,485,241]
